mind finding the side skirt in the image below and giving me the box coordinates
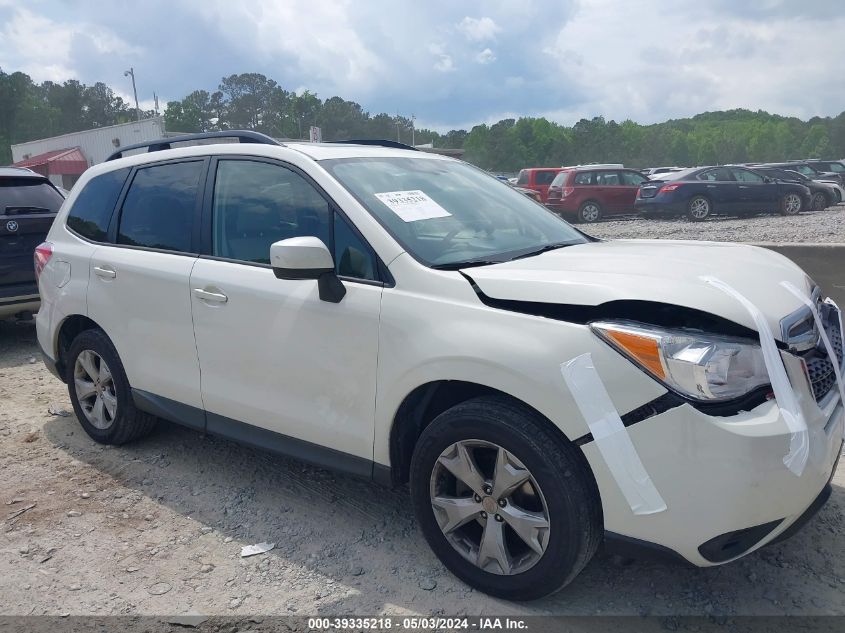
[132,388,384,483]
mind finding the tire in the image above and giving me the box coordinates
[811,192,827,211]
[577,201,602,223]
[66,329,157,445]
[780,192,803,216]
[686,195,711,221]
[410,396,602,601]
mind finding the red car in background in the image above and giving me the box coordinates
[515,167,565,202]
[546,167,648,222]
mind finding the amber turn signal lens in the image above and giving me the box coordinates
[602,329,666,380]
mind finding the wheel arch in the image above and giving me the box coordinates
[388,380,581,487]
[54,314,107,380]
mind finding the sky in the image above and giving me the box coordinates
[1,0,843,132]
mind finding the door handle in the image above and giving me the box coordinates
[93,265,116,280]
[192,288,228,304]
[738,185,749,189]
[706,185,716,188]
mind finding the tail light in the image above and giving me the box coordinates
[34,242,53,280]
[659,183,682,193]
[562,186,575,197]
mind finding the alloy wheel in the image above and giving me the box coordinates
[74,350,117,430]
[811,193,825,211]
[429,440,550,575]
[581,204,600,222]
[784,193,801,214]
[689,198,710,219]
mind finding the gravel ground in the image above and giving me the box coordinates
[582,202,845,243]
[1,320,844,621]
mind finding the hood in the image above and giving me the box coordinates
[463,240,814,340]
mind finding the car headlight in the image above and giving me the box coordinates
[590,321,770,402]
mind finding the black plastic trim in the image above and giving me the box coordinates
[132,389,206,431]
[129,389,384,483]
[39,341,62,381]
[106,130,281,161]
[273,266,333,280]
[698,520,783,563]
[603,532,694,567]
[330,139,419,151]
[205,412,373,480]
[769,483,833,547]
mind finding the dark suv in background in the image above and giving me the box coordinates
[752,166,838,210]
[0,167,65,319]
[545,167,647,222]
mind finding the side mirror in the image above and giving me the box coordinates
[270,236,346,303]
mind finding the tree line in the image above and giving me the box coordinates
[2,68,843,170]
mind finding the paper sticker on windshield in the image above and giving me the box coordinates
[374,190,452,222]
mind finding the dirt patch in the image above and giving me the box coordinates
[1,321,843,617]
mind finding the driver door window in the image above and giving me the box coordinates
[212,160,330,264]
[211,159,377,281]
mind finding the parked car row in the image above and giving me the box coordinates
[0,167,65,319]
[516,159,845,223]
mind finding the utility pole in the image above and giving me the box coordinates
[411,114,415,147]
[396,119,401,143]
[124,67,140,121]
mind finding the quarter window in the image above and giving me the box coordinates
[698,168,733,182]
[117,161,203,252]
[334,213,377,280]
[67,168,129,241]
[596,171,621,185]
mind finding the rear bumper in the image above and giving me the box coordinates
[634,197,686,214]
[0,283,40,318]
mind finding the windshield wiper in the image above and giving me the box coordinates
[508,242,576,261]
[431,259,504,271]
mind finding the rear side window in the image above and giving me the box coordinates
[596,171,620,185]
[534,171,557,185]
[698,168,733,182]
[574,172,593,185]
[827,163,844,173]
[516,170,529,185]
[66,168,130,241]
[0,178,64,215]
[117,161,203,252]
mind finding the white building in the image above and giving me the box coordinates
[11,117,165,189]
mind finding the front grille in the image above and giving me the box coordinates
[802,308,843,403]
[639,186,658,199]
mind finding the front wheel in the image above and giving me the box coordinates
[687,195,711,221]
[780,192,803,215]
[410,396,602,600]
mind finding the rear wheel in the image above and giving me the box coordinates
[780,192,802,216]
[577,201,602,223]
[811,192,827,211]
[66,329,157,444]
[410,396,602,600]
[686,195,711,221]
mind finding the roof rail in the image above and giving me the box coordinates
[330,139,419,151]
[106,130,282,161]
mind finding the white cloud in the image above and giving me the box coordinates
[0,7,140,82]
[475,48,496,64]
[429,43,456,73]
[457,16,501,42]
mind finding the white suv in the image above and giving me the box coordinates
[36,132,843,600]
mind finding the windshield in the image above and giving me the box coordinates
[322,157,587,268]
